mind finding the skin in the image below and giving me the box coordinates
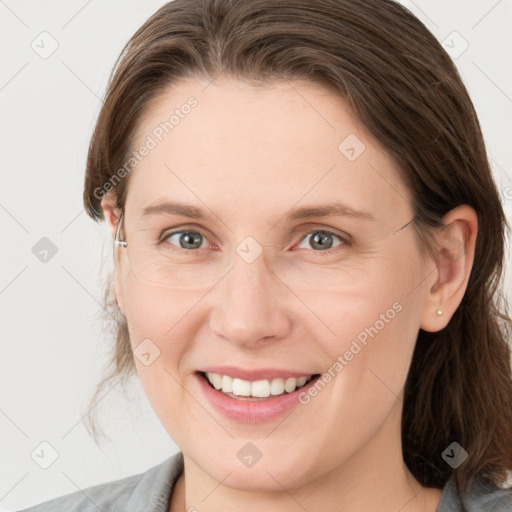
[101,76,477,512]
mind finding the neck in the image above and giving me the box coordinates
[170,400,443,512]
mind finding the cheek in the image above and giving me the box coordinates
[121,267,200,347]
[120,280,223,449]
[307,248,425,398]
[120,278,197,397]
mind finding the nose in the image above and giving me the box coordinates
[208,245,292,349]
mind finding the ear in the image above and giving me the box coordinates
[100,191,126,316]
[419,205,478,332]
[101,191,121,237]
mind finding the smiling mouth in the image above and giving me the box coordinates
[198,371,321,401]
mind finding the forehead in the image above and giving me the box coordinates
[125,76,412,225]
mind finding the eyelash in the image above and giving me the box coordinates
[159,227,351,256]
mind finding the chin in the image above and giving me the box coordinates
[192,445,316,492]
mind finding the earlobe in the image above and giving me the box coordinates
[419,205,478,333]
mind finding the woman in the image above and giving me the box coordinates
[20,0,512,510]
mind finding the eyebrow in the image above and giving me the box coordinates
[287,202,374,221]
[140,200,375,222]
[141,202,206,219]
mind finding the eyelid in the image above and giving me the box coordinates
[291,224,352,242]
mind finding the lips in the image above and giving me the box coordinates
[195,369,322,423]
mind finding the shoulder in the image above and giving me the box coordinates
[438,472,512,512]
[462,474,512,512]
[17,451,184,512]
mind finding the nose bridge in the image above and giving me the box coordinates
[227,239,277,315]
[224,232,279,290]
[209,239,291,346]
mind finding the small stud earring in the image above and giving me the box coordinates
[435,309,443,316]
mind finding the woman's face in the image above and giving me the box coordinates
[110,76,436,490]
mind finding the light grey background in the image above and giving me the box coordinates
[1,0,511,510]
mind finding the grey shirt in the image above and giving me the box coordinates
[18,452,512,511]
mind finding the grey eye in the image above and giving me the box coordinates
[297,231,344,251]
[165,231,208,250]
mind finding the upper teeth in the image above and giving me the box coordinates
[205,372,312,398]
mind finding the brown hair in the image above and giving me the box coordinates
[83,0,512,494]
